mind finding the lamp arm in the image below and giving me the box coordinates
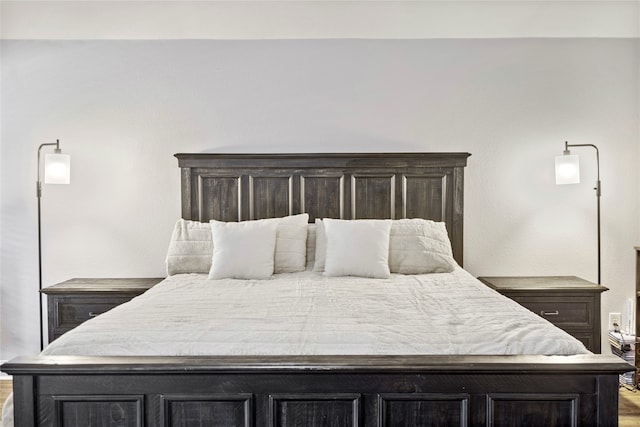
[37,140,60,197]
[564,141,601,284]
[565,142,600,191]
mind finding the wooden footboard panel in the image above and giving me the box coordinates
[3,354,632,427]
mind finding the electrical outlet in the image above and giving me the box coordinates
[609,312,621,331]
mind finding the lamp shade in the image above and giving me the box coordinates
[44,152,70,184]
[555,154,580,185]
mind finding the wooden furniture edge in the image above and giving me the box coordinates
[174,152,472,167]
[478,276,609,292]
[2,354,633,375]
[4,354,629,426]
[40,277,164,294]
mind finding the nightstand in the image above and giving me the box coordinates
[477,276,608,353]
[635,246,639,386]
[41,277,163,343]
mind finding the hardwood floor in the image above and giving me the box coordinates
[0,379,11,416]
[620,386,640,427]
[0,378,638,423]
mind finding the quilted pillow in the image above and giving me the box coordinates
[388,218,457,274]
[166,214,309,276]
[305,224,317,269]
[312,219,327,272]
[166,219,212,276]
[272,213,310,273]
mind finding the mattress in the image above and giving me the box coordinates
[42,267,589,357]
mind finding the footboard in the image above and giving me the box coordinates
[2,354,632,426]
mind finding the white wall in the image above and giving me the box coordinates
[2,1,639,40]
[1,38,638,359]
[1,1,639,359]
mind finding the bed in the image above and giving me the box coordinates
[2,152,632,426]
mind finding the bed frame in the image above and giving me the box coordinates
[3,152,632,426]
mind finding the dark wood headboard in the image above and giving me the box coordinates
[175,152,471,265]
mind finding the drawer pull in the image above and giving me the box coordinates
[540,310,559,317]
[88,312,101,318]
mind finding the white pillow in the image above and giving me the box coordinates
[323,218,392,279]
[166,219,213,276]
[388,218,457,274]
[208,219,278,279]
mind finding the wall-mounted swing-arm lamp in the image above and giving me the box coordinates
[554,141,601,284]
[37,139,70,350]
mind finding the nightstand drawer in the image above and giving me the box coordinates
[566,331,594,351]
[53,296,132,330]
[507,296,593,328]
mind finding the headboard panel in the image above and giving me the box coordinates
[175,153,471,266]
